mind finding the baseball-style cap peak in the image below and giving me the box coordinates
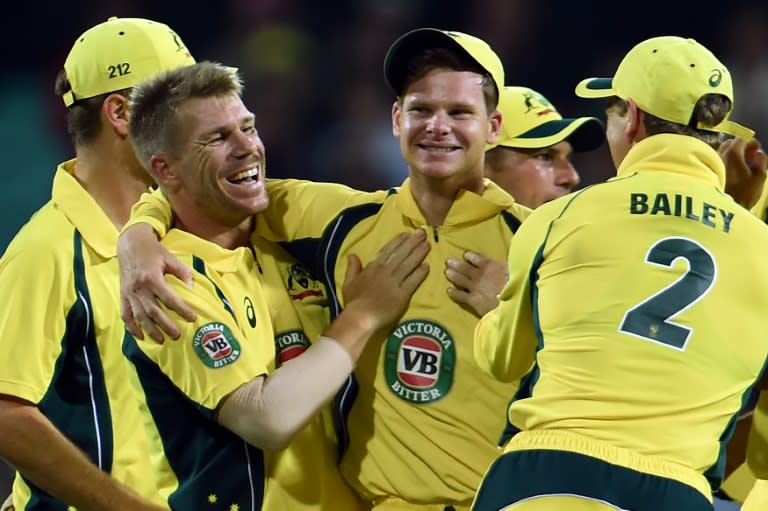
[383,28,504,98]
[575,36,753,140]
[62,16,196,107]
[488,86,604,152]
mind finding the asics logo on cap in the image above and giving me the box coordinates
[708,69,723,87]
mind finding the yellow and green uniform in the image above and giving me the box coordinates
[266,178,531,508]
[0,160,160,509]
[131,177,531,508]
[252,236,366,510]
[123,229,275,510]
[473,134,768,510]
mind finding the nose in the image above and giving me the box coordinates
[555,160,580,189]
[232,129,259,159]
[426,111,451,136]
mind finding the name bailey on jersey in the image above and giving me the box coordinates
[630,192,735,233]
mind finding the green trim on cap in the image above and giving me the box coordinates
[585,77,613,90]
[491,117,605,153]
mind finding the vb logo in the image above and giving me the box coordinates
[384,319,455,403]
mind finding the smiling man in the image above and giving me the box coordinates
[122,61,429,510]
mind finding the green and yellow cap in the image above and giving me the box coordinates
[383,28,504,98]
[62,17,195,107]
[575,36,753,140]
[487,86,604,152]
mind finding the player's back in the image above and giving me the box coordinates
[512,165,768,478]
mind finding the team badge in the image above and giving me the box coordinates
[275,330,311,365]
[287,263,324,301]
[193,323,241,368]
[384,319,455,404]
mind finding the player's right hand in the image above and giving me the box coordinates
[721,137,767,210]
[118,223,196,342]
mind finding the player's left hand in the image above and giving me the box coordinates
[445,251,507,317]
[721,137,767,209]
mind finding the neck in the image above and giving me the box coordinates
[74,142,153,230]
[408,171,485,226]
[174,212,254,250]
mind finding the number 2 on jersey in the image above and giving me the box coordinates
[619,237,716,350]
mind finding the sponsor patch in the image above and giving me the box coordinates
[275,330,311,365]
[193,323,241,369]
[287,263,325,301]
[384,319,455,404]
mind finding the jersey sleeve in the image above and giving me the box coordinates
[474,205,556,382]
[748,390,768,479]
[0,234,74,403]
[124,188,173,237]
[259,178,384,241]
[138,274,272,411]
[749,179,768,222]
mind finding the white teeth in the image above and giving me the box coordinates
[230,167,259,181]
[423,146,455,152]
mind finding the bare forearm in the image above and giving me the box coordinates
[0,399,165,511]
[218,336,354,449]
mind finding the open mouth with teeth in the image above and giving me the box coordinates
[228,167,260,184]
[418,145,459,153]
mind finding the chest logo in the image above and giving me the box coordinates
[384,319,455,404]
[193,323,241,369]
[275,330,311,365]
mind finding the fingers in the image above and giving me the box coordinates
[121,295,144,340]
[463,251,489,267]
[165,252,195,288]
[444,261,473,290]
[446,286,471,307]
[378,230,430,284]
[345,254,363,283]
[746,139,768,174]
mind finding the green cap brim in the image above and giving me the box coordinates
[575,77,616,98]
[490,117,605,152]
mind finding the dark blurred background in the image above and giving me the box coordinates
[1,0,767,497]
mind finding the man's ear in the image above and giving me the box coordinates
[487,109,502,145]
[391,100,402,138]
[150,154,181,192]
[624,98,647,143]
[102,92,131,137]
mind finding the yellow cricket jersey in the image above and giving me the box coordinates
[263,177,530,506]
[122,229,275,510]
[0,160,159,509]
[475,134,768,498]
[743,478,768,511]
[129,178,531,506]
[252,236,366,511]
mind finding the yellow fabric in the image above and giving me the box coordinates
[742,478,768,511]
[0,160,160,508]
[124,177,532,505]
[748,391,768,478]
[253,236,366,510]
[125,228,275,508]
[383,29,504,96]
[503,430,711,501]
[720,462,755,503]
[574,36,751,139]
[372,497,470,511]
[749,177,768,222]
[486,86,602,151]
[475,134,768,495]
[62,17,195,106]
[264,178,530,506]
